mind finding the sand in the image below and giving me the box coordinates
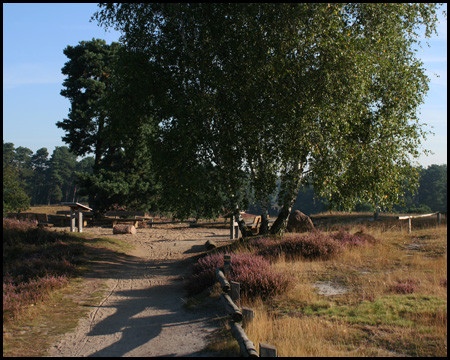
[49,223,232,357]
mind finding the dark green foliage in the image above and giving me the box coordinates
[57,39,160,214]
[93,4,444,229]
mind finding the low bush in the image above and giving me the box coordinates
[3,219,86,322]
[187,253,294,300]
[329,228,379,247]
[3,275,68,322]
[254,230,343,261]
[389,279,419,294]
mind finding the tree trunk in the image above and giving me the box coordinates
[234,210,252,238]
[269,204,292,235]
[260,205,269,235]
[269,160,305,235]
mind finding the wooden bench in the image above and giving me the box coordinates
[250,216,261,234]
[104,211,153,228]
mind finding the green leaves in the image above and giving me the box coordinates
[93,3,443,219]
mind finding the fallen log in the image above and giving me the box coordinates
[205,240,217,250]
[113,224,136,234]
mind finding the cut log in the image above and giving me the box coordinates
[113,224,136,235]
[205,240,217,250]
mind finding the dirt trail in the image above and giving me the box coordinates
[49,224,231,357]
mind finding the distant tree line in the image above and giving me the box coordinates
[247,163,447,216]
[3,139,446,217]
[3,141,93,215]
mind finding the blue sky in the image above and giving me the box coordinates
[3,3,447,167]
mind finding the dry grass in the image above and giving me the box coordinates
[237,219,447,357]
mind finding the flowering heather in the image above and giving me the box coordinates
[3,219,86,323]
[228,253,294,299]
[3,218,37,231]
[187,252,294,299]
[329,229,379,248]
[3,275,68,322]
[255,230,343,261]
[390,279,419,294]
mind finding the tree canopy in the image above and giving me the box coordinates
[58,39,160,214]
[92,3,442,231]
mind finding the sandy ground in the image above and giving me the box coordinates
[49,223,232,357]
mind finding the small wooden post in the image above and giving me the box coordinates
[259,343,277,357]
[230,216,235,239]
[438,213,441,227]
[78,211,83,232]
[231,281,240,306]
[70,207,75,232]
[224,254,231,276]
[408,218,412,233]
[242,307,254,328]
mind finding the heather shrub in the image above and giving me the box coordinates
[228,253,294,299]
[3,220,87,323]
[255,230,343,261]
[390,279,419,294]
[3,218,38,231]
[329,228,378,247]
[3,275,68,322]
[187,252,294,299]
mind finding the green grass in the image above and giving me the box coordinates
[303,294,446,327]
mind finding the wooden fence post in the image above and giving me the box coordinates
[259,343,277,357]
[242,307,254,328]
[231,281,240,306]
[224,254,231,276]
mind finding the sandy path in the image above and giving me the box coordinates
[49,224,231,357]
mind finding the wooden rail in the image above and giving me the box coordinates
[397,212,444,233]
[215,254,278,357]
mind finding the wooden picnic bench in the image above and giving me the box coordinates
[104,211,153,228]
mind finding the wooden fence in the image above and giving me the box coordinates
[397,212,445,233]
[215,254,277,357]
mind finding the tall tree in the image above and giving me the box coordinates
[58,39,160,214]
[47,147,78,203]
[3,142,31,215]
[418,164,447,212]
[30,148,50,205]
[94,3,442,233]
[57,39,120,171]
